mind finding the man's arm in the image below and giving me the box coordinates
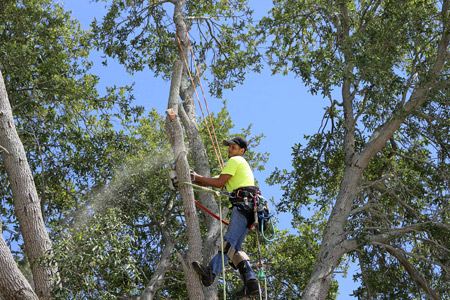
[193,173,232,189]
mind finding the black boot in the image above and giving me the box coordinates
[235,279,259,297]
[192,261,215,287]
[235,261,260,297]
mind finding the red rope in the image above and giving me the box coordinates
[195,200,255,231]
[195,200,229,226]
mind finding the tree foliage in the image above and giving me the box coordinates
[91,0,262,97]
[0,0,141,230]
[262,0,450,298]
[0,0,393,298]
[0,0,143,297]
[48,105,275,298]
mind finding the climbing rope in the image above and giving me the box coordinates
[218,194,226,299]
[253,196,267,300]
[175,30,224,170]
[195,200,229,226]
[185,33,225,169]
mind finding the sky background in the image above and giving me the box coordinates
[61,0,358,298]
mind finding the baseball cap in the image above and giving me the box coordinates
[223,136,248,150]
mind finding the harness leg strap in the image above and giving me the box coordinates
[229,251,250,270]
[220,241,236,260]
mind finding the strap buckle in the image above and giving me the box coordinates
[236,189,255,199]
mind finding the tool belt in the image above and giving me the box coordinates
[228,186,259,228]
[228,186,272,230]
[228,186,259,206]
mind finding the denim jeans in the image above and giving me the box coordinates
[209,205,256,281]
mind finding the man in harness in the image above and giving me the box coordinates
[191,136,260,297]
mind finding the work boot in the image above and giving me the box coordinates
[235,260,260,297]
[192,261,215,287]
[235,279,259,297]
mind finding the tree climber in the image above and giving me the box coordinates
[191,136,260,297]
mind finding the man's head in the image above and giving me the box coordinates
[223,136,248,158]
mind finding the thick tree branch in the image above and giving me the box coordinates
[139,229,176,300]
[342,222,431,253]
[358,1,450,165]
[383,244,440,300]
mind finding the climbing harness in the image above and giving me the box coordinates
[179,182,275,300]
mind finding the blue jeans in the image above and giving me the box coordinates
[209,206,256,281]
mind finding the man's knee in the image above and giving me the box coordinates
[230,250,250,270]
[220,241,236,260]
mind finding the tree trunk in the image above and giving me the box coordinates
[0,219,38,300]
[301,165,364,299]
[178,71,222,299]
[165,57,204,299]
[179,73,222,256]
[0,70,57,299]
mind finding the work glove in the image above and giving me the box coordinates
[190,169,198,182]
[168,170,178,190]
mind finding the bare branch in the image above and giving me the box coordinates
[377,243,441,300]
[342,222,431,252]
[364,181,423,221]
[356,249,374,300]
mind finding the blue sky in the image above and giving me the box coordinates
[61,1,358,298]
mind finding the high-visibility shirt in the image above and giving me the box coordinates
[220,156,254,192]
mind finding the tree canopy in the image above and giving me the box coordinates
[2,0,450,299]
[262,0,450,298]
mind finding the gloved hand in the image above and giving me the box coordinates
[190,169,198,182]
[168,170,178,190]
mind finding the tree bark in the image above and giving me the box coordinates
[179,70,222,255]
[301,166,364,299]
[0,69,57,299]
[178,78,222,299]
[165,56,204,299]
[178,104,222,299]
[0,219,38,300]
